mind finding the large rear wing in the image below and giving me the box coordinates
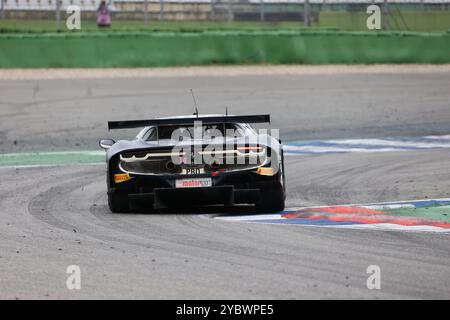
[108,114,270,131]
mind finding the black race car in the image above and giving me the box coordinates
[99,114,285,213]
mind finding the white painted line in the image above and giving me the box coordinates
[320,223,450,233]
[328,138,450,149]
[215,214,282,221]
[364,204,416,210]
[284,198,450,211]
[283,146,405,153]
[283,133,450,155]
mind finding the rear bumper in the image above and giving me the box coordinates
[108,166,282,209]
[128,185,261,209]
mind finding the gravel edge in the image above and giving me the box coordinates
[1,64,450,80]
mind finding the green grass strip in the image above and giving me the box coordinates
[0,151,104,167]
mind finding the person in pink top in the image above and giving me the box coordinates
[97,0,111,27]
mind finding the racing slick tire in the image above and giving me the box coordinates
[108,192,131,213]
[255,185,285,213]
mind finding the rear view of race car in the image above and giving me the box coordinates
[100,114,285,213]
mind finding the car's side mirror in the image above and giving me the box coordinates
[99,139,115,150]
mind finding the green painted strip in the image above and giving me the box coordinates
[385,206,450,223]
[0,151,105,167]
[0,31,449,67]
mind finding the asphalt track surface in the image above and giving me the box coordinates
[0,67,449,299]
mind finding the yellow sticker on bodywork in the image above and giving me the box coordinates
[114,173,132,183]
[256,167,274,176]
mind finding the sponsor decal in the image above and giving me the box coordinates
[114,173,132,183]
[176,178,212,188]
[256,167,274,176]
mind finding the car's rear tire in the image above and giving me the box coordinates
[256,184,285,213]
[108,192,131,213]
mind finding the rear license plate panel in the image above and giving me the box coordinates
[182,168,205,175]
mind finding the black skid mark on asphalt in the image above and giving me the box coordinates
[27,171,102,234]
[32,85,40,98]
[80,197,184,251]
[86,84,93,97]
[29,173,166,249]
[88,202,276,264]
[88,203,181,249]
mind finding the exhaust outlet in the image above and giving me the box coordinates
[210,160,220,170]
[165,161,176,171]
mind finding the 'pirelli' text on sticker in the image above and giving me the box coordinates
[114,173,132,183]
